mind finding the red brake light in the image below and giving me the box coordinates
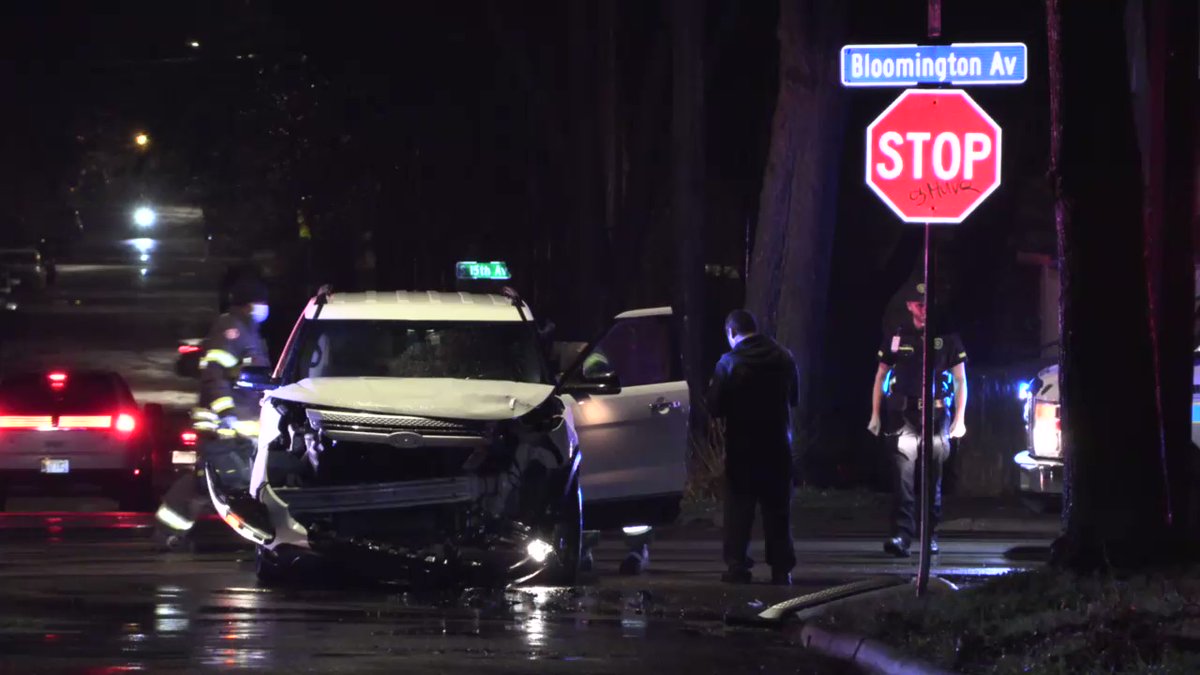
[0,415,53,429]
[178,344,201,355]
[115,414,137,434]
[181,430,198,446]
[48,372,67,391]
[58,415,113,429]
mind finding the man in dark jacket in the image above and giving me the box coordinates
[707,309,799,585]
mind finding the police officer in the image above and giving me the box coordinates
[155,279,271,547]
[867,282,968,557]
[707,309,800,585]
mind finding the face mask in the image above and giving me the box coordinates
[251,303,269,323]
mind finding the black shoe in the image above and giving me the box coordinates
[770,571,793,586]
[883,536,911,558]
[721,569,752,584]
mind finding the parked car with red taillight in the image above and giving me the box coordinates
[175,339,203,378]
[0,371,162,511]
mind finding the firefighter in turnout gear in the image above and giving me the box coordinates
[155,279,272,549]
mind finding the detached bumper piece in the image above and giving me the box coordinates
[260,477,561,586]
[302,516,547,586]
[1013,450,1063,495]
[205,469,275,545]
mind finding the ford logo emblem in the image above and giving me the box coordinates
[387,431,424,449]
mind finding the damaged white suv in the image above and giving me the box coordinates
[208,288,689,586]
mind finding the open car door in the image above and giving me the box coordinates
[560,307,689,530]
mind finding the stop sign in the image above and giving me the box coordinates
[866,89,1002,223]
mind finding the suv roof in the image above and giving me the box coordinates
[302,291,532,322]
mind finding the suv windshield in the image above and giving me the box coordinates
[290,320,549,384]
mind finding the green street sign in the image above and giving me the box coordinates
[455,261,511,281]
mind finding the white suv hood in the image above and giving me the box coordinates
[266,377,555,420]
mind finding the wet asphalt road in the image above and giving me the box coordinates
[0,515,1051,674]
[0,522,838,674]
[0,241,1052,672]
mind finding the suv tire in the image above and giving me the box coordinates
[549,480,582,585]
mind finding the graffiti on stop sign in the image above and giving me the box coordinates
[909,178,981,208]
[865,88,1002,224]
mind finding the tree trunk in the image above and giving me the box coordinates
[745,0,847,475]
[601,0,620,314]
[569,1,606,337]
[1141,0,1199,544]
[670,0,707,430]
[618,35,670,310]
[1047,0,1177,570]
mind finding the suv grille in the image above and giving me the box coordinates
[307,409,483,436]
[312,441,477,486]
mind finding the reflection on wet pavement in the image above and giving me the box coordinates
[0,568,842,673]
[0,513,1049,672]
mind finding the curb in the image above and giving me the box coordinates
[666,517,1058,540]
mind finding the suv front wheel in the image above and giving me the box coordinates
[546,479,582,586]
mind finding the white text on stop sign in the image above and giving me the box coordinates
[875,131,993,181]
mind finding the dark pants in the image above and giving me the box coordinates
[723,477,796,573]
[890,411,950,542]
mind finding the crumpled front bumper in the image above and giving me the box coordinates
[1013,450,1063,495]
[236,480,557,584]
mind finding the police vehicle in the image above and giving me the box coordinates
[1013,350,1200,512]
[204,262,689,585]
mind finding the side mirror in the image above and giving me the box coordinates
[560,369,622,396]
[236,365,279,392]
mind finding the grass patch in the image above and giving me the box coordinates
[684,417,726,504]
[811,566,1200,673]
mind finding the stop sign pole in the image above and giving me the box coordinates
[868,87,1002,597]
[845,3,1013,597]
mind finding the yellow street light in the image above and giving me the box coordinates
[134,133,150,148]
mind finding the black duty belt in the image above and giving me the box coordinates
[889,395,946,410]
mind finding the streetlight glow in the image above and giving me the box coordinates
[134,133,150,147]
[133,207,157,228]
[189,41,200,48]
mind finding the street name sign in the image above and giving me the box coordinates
[455,260,512,281]
[841,43,1027,87]
[865,89,1002,224]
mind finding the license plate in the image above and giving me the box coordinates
[41,458,69,474]
[172,450,198,465]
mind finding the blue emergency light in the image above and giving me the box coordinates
[455,261,511,281]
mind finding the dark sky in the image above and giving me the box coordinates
[0,1,1062,490]
[0,0,1054,358]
